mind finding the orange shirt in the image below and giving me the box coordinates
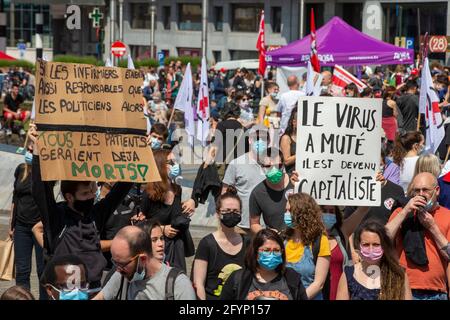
[389,206,450,293]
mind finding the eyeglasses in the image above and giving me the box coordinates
[258,248,282,254]
[50,282,89,292]
[411,186,436,195]
[111,254,140,270]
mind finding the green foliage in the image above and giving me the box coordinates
[0,59,34,71]
[53,55,102,66]
[164,56,202,69]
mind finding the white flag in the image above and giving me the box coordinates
[127,55,135,69]
[306,60,323,96]
[196,57,210,146]
[419,57,445,153]
[105,58,113,67]
[174,63,194,146]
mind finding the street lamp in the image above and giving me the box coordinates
[150,0,156,59]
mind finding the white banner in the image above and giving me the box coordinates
[295,97,382,206]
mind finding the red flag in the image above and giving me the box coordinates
[310,8,320,72]
[256,11,266,76]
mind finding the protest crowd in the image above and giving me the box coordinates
[1,50,450,302]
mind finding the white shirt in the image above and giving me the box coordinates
[399,156,419,193]
[277,89,305,134]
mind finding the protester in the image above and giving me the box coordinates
[283,193,330,299]
[320,71,333,94]
[344,83,359,97]
[392,131,425,193]
[278,75,305,134]
[9,142,45,299]
[220,229,308,300]
[280,107,297,175]
[3,83,27,136]
[28,124,133,289]
[232,68,247,92]
[236,91,255,128]
[413,154,441,179]
[257,83,280,128]
[40,254,90,300]
[396,80,419,133]
[147,122,169,150]
[222,126,269,232]
[336,220,412,300]
[249,148,293,234]
[0,285,35,300]
[140,149,195,272]
[381,86,398,142]
[98,226,195,300]
[386,172,450,300]
[193,188,248,300]
[149,91,169,125]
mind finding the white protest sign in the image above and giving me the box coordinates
[295,96,382,206]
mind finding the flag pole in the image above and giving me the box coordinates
[167,107,176,128]
[444,145,450,164]
[417,32,429,132]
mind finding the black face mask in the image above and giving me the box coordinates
[73,198,95,214]
[220,213,241,228]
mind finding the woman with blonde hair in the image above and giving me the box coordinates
[413,153,441,178]
[283,193,330,299]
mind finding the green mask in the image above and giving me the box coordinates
[266,166,283,184]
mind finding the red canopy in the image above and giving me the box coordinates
[0,51,16,61]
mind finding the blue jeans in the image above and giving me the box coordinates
[14,222,46,300]
[412,290,448,300]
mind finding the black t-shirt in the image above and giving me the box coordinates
[247,274,293,300]
[382,99,394,118]
[249,180,294,231]
[344,180,405,225]
[4,93,24,112]
[397,93,419,132]
[12,164,41,227]
[195,233,248,300]
[214,119,249,162]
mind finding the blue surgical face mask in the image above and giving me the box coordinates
[130,257,146,282]
[49,285,89,301]
[258,251,283,271]
[168,163,181,180]
[150,137,162,150]
[322,213,337,230]
[422,188,437,212]
[24,151,33,165]
[284,211,293,228]
[252,140,267,156]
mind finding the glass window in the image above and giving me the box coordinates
[229,50,258,60]
[382,2,447,59]
[178,4,202,31]
[231,4,264,32]
[339,3,362,30]
[213,50,222,63]
[214,6,223,31]
[130,3,152,29]
[271,7,281,33]
[304,3,324,36]
[163,6,171,30]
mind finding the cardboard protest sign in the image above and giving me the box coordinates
[295,97,382,206]
[34,60,160,183]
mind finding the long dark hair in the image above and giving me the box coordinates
[353,220,406,300]
[392,131,423,167]
[284,106,298,137]
[145,149,180,202]
[245,229,286,275]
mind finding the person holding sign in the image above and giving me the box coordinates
[280,107,297,175]
[249,147,293,234]
[28,125,134,289]
[283,193,331,300]
[336,220,412,300]
[140,149,195,272]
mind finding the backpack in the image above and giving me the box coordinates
[165,267,185,300]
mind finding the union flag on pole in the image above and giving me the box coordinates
[256,11,266,76]
[310,8,320,73]
[196,57,210,146]
[419,57,445,153]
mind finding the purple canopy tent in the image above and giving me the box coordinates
[266,16,414,67]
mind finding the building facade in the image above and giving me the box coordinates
[2,0,449,64]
